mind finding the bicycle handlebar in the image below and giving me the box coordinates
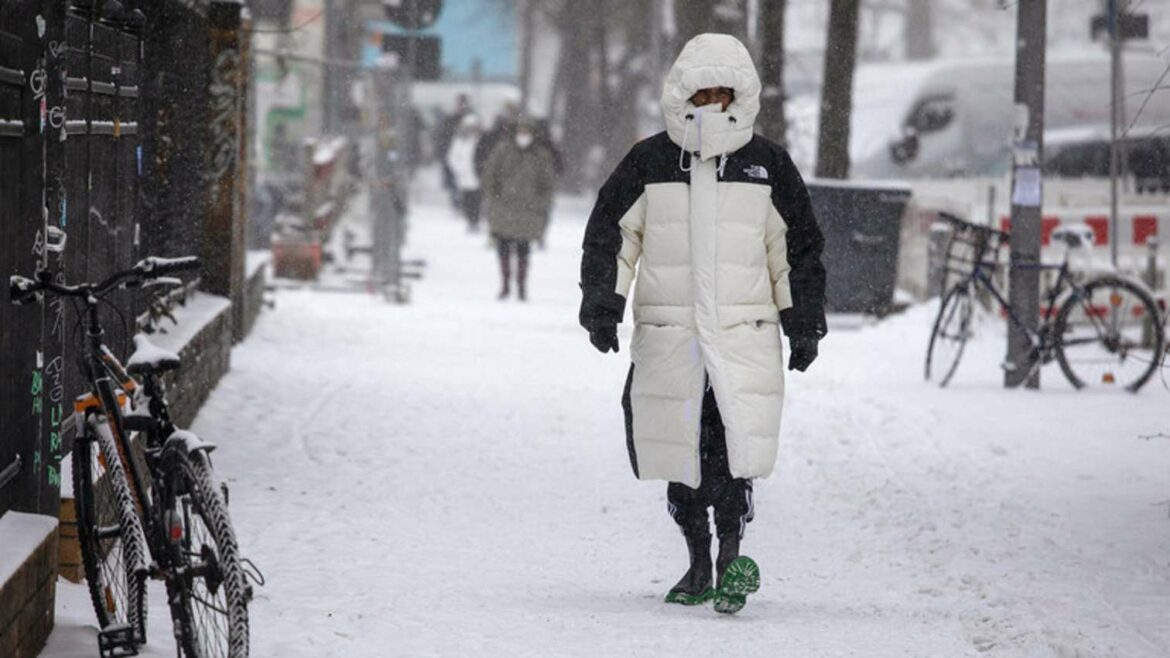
[138,256,201,277]
[8,275,39,305]
[9,255,202,305]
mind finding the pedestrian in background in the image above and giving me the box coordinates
[474,101,520,177]
[578,33,827,615]
[446,114,484,231]
[436,94,473,206]
[482,118,556,301]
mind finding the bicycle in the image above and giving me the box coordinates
[10,257,254,657]
[925,221,1165,392]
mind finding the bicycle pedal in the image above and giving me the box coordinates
[97,623,140,657]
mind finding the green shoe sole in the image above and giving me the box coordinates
[713,592,746,614]
[664,587,715,605]
[714,556,760,615]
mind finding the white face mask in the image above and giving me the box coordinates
[694,102,724,115]
[515,133,534,149]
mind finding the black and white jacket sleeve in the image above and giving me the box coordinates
[770,147,828,340]
[579,146,647,331]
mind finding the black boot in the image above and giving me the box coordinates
[665,531,714,605]
[715,532,739,589]
[497,251,511,300]
[516,251,528,301]
[713,531,760,615]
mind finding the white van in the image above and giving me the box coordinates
[846,53,1170,180]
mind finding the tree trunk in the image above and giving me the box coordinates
[757,0,787,146]
[674,0,713,45]
[610,0,653,158]
[596,0,612,112]
[557,1,598,190]
[519,0,536,110]
[815,0,860,179]
[905,0,934,61]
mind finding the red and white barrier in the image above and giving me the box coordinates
[998,210,1166,249]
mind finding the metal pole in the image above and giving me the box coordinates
[323,0,335,133]
[1005,0,1046,389]
[1108,0,1121,268]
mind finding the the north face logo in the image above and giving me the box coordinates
[744,165,769,180]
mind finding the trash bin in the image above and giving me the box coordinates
[807,181,912,314]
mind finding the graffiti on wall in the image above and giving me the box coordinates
[208,48,241,194]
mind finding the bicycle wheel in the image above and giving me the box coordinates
[1054,277,1164,392]
[73,417,149,642]
[164,446,249,658]
[926,283,973,387]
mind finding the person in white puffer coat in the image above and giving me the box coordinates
[578,33,826,614]
[446,114,484,231]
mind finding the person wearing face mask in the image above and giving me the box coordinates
[578,34,826,614]
[481,117,557,300]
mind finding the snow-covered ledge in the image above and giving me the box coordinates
[0,511,59,656]
[240,250,271,341]
[149,291,234,429]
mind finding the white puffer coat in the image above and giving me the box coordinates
[446,133,481,192]
[579,34,826,487]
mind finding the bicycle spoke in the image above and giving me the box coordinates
[1056,279,1163,391]
[75,424,147,641]
[166,449,247,658]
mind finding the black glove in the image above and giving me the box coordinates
[788,336,818,372]
[589,326,620,354]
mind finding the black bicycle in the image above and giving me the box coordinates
[10,257,253,657]
[926,221,1164,392]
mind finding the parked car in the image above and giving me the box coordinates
[1044,125,1170,194]
[803,52,1170,181]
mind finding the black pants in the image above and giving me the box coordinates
[495,237,530,291]
[667,386,754,540]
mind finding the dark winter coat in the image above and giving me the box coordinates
[482,140,556,242]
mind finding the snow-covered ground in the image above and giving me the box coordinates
[43,171,1170,657]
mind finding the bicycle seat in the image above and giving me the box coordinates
[127,333,182,375]
[1051,223,1096,249]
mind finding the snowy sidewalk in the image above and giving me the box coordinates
[45,176,1170,657]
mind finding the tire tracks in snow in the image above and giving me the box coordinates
[851,391,1169,657]
[842,394,1067,656]
[292,384,349,464]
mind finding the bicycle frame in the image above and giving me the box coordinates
[73,292,185,579]
[11,256,252,656]
[965,258,1078,352]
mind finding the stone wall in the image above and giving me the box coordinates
[0,513,58,658]
[162,295,235,430]
[239,252,271,342]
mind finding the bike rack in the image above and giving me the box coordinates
[0,454,22,490]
